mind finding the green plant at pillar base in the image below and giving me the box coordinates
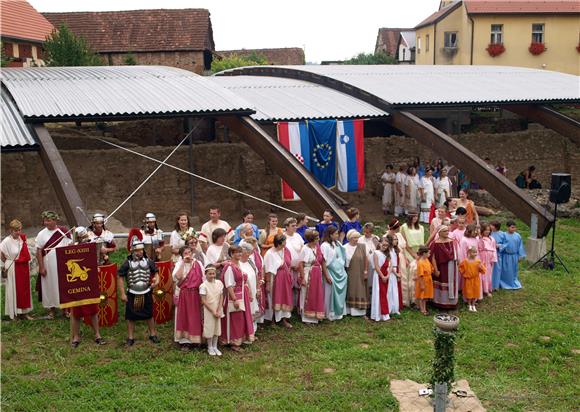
[431,328,456,394]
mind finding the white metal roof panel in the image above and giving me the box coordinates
[220,65,580,106]
[1,66,255,120]
[1,89,36,148]
[209,76,388,121]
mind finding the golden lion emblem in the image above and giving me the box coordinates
[65,259,91,282]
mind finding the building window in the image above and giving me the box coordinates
[532,23,544,43]
[2,42,14,57]
[444,32,458,48]
[417,37,421,53]
[426,34,430,52]
[19,44,33,59]
[490,24,503,44]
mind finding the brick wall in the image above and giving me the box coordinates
[107,50,207,74]
[2,124,577,231]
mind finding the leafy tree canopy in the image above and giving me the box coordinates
[44,24,104,66]
[344,52,397,65]
[211,51,269,73]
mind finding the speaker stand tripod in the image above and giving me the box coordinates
[530,202,569,273]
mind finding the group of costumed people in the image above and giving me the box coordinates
[380,159,454,224]
[1,202,526,354]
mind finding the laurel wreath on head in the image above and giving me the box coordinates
[313,143,333,169]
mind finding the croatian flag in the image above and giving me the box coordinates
[337,119,365,192]
[277,121,310,201]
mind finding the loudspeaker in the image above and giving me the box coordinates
[549,173,571,204]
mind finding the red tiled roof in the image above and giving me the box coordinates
[415,1,462,29]
[43,9,214,53]
[466,0,580,14]
[375,28,414,56]
[1,0,54,43]
[218,48,305,65]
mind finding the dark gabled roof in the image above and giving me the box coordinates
[42,9,214,53]
[218,48,305,65]
[375,28,414,56]
[415,1,462,29]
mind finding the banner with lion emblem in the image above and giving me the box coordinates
[56,242,100,308]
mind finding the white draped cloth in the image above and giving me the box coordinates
[299,246,320,324]
[35,228,71,308]
[387,249,400,315]
[240,260,259,330]
[418,176,435,223]
[1,236,32,318]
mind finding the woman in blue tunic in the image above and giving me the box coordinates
[316,210,339,241]
[320,226,348,321]
[500,221,526,290]
[489,221,506,291]
[339,207,362,244]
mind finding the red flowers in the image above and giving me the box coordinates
[486,43,505,57]
[528,42,545,55]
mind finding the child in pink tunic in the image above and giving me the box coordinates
[477,223,497,298]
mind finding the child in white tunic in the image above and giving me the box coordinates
[371,240,390,322]
[200,265,224,356]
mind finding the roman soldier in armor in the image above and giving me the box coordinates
[87,213,116,265]
[118,239,161,346]
[70,227,106,348]
[140,213,164,261]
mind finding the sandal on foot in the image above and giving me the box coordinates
[95,338,107,345]
[149,335,161,344]
[126,338,135,347]
[71,341,80,349]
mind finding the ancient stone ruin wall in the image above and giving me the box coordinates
[2,123,577,231]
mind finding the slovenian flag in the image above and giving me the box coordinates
[337,119,365,192]
[277,121,310,200]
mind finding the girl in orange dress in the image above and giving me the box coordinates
[259,213,283,257]
[459,246,486,312]
[414,246,433,315]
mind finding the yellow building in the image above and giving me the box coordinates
[415,0,580,75]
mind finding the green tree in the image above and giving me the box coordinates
[344,51,397,65]
[1,42,12,67]
[211,52,269,74]
[123,52,137,65]
[44,24,104,66]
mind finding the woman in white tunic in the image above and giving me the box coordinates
[1,220,33,320]
[283,217,304,306]
[418,167,436,224]
[205,228,229,278]
[35,211,72,318]
[169,212,196,263]
[263,234,293,328]
[381,164,396,215]
[405,167,420,215]
[435,168,451,208]
[239,243,260,333]
[394,166,406,217]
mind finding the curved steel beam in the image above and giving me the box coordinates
[504,104,580,146]
[220,116,348,223]
[220,66,555,236]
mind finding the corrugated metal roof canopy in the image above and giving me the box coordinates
[1,66,255,121]
[1,89,37,149]
[219,65,580,106]
[209,76,388,121]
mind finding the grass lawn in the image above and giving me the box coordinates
[1,218,578,411]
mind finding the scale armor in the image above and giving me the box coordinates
[127,258,151,294]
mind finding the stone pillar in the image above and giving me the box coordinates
[526,237,547,263]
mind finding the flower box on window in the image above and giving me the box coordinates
[486,43,505,57]
[529,42,545,55]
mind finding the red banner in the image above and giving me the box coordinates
[56,243,100,309]
[152,260,173,324]
[84,263,118,327]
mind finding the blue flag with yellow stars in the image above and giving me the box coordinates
[308,119,337,188]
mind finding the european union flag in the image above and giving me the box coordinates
[308,120,337,188]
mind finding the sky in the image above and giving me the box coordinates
[29,0,437,63]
